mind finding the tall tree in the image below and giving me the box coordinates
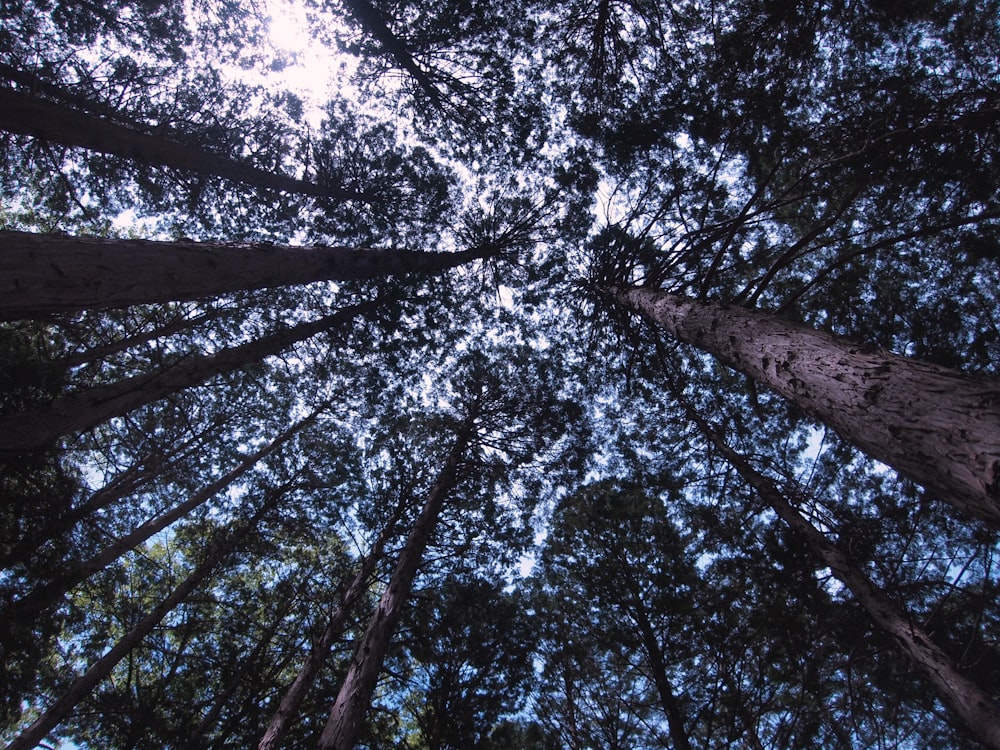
[685,402,1000,749]
[601,285,1000,526]
[317,406,477,750]
[0,233,494,318]
[3,483,291,750]
[0,301,376,453]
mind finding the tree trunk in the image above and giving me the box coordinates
[0,413,227,571]
[606,285,1000,527]
[2,487,285,750]
[59,307,231,367]
[688,409,1000,750]
[316,420,473,750]
[0,302,372,453]
[616,565,692,750]
[3,414,314,622]
[257,497,406,750]
[0,86,370,202]
[0,232,489,319]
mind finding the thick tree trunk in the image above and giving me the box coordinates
[4,414,314,621]
[0,302,372,453]
[258,498,406,750]
[3,488,284,750]
[316,421,473,750]
[0,87,369,202]
[607,285,1000,526]
[689,411,1000,750]
[0,232,488,319]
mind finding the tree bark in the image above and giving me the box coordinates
[3,414,315,622]
[316,419,474,750]
[606,285,1000,527]
[3,487,285,750]
[0,232,489,319]
[0,86,370,203]
[0,302,373,453]
[257,497,406,750]
[688,409,1000,750]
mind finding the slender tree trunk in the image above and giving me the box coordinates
[190,584,300,745]
[0,86,370,202]
[0,232,489,319]
[316,420,474,750]
[0,413,226,570]
[3,413,314,621]
[3,487,285,750]
[258,497,406,750]
[0,302,372,453]
[616,565,692,750]
[59,307,231,367]
[340,0,443,105]
[606,285,1000,526]
[688,409,1000,750]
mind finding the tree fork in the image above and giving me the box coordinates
[605,285,1000,527]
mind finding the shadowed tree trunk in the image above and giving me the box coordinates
[686,405,1000,750]
[257,495,407,750]
[316,414,475,750]
[3,486,288,750]
[0,302,373,453]
[605,285,1000,527]
[0,232,491,319]
[0,86,372,202]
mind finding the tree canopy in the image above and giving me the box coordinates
[1,0,999,747]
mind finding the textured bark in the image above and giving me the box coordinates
[0,232,487,318]
[0,87,370,202]
[3,489,283,750]
[258,498,406,750]
[608,285,1000,526]
[690,411,1000,750]
[3,415,313,622]
[317,421,473,750]
[0,301,373,453]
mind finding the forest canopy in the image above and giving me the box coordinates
[1,0,999,748]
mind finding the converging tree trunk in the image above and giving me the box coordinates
[0,302,372,454]
[687,407,1000,750]
[0,86,371,203]
[316,417,475,750]
[3,486,287,750]
[605,285,1000,527]
[0,232,491,319]
[258,496,407,750]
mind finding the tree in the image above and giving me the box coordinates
[0,233,493,318]
[685,401,1000,749]
[601,285,1000,527]
[4,482,292,750]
